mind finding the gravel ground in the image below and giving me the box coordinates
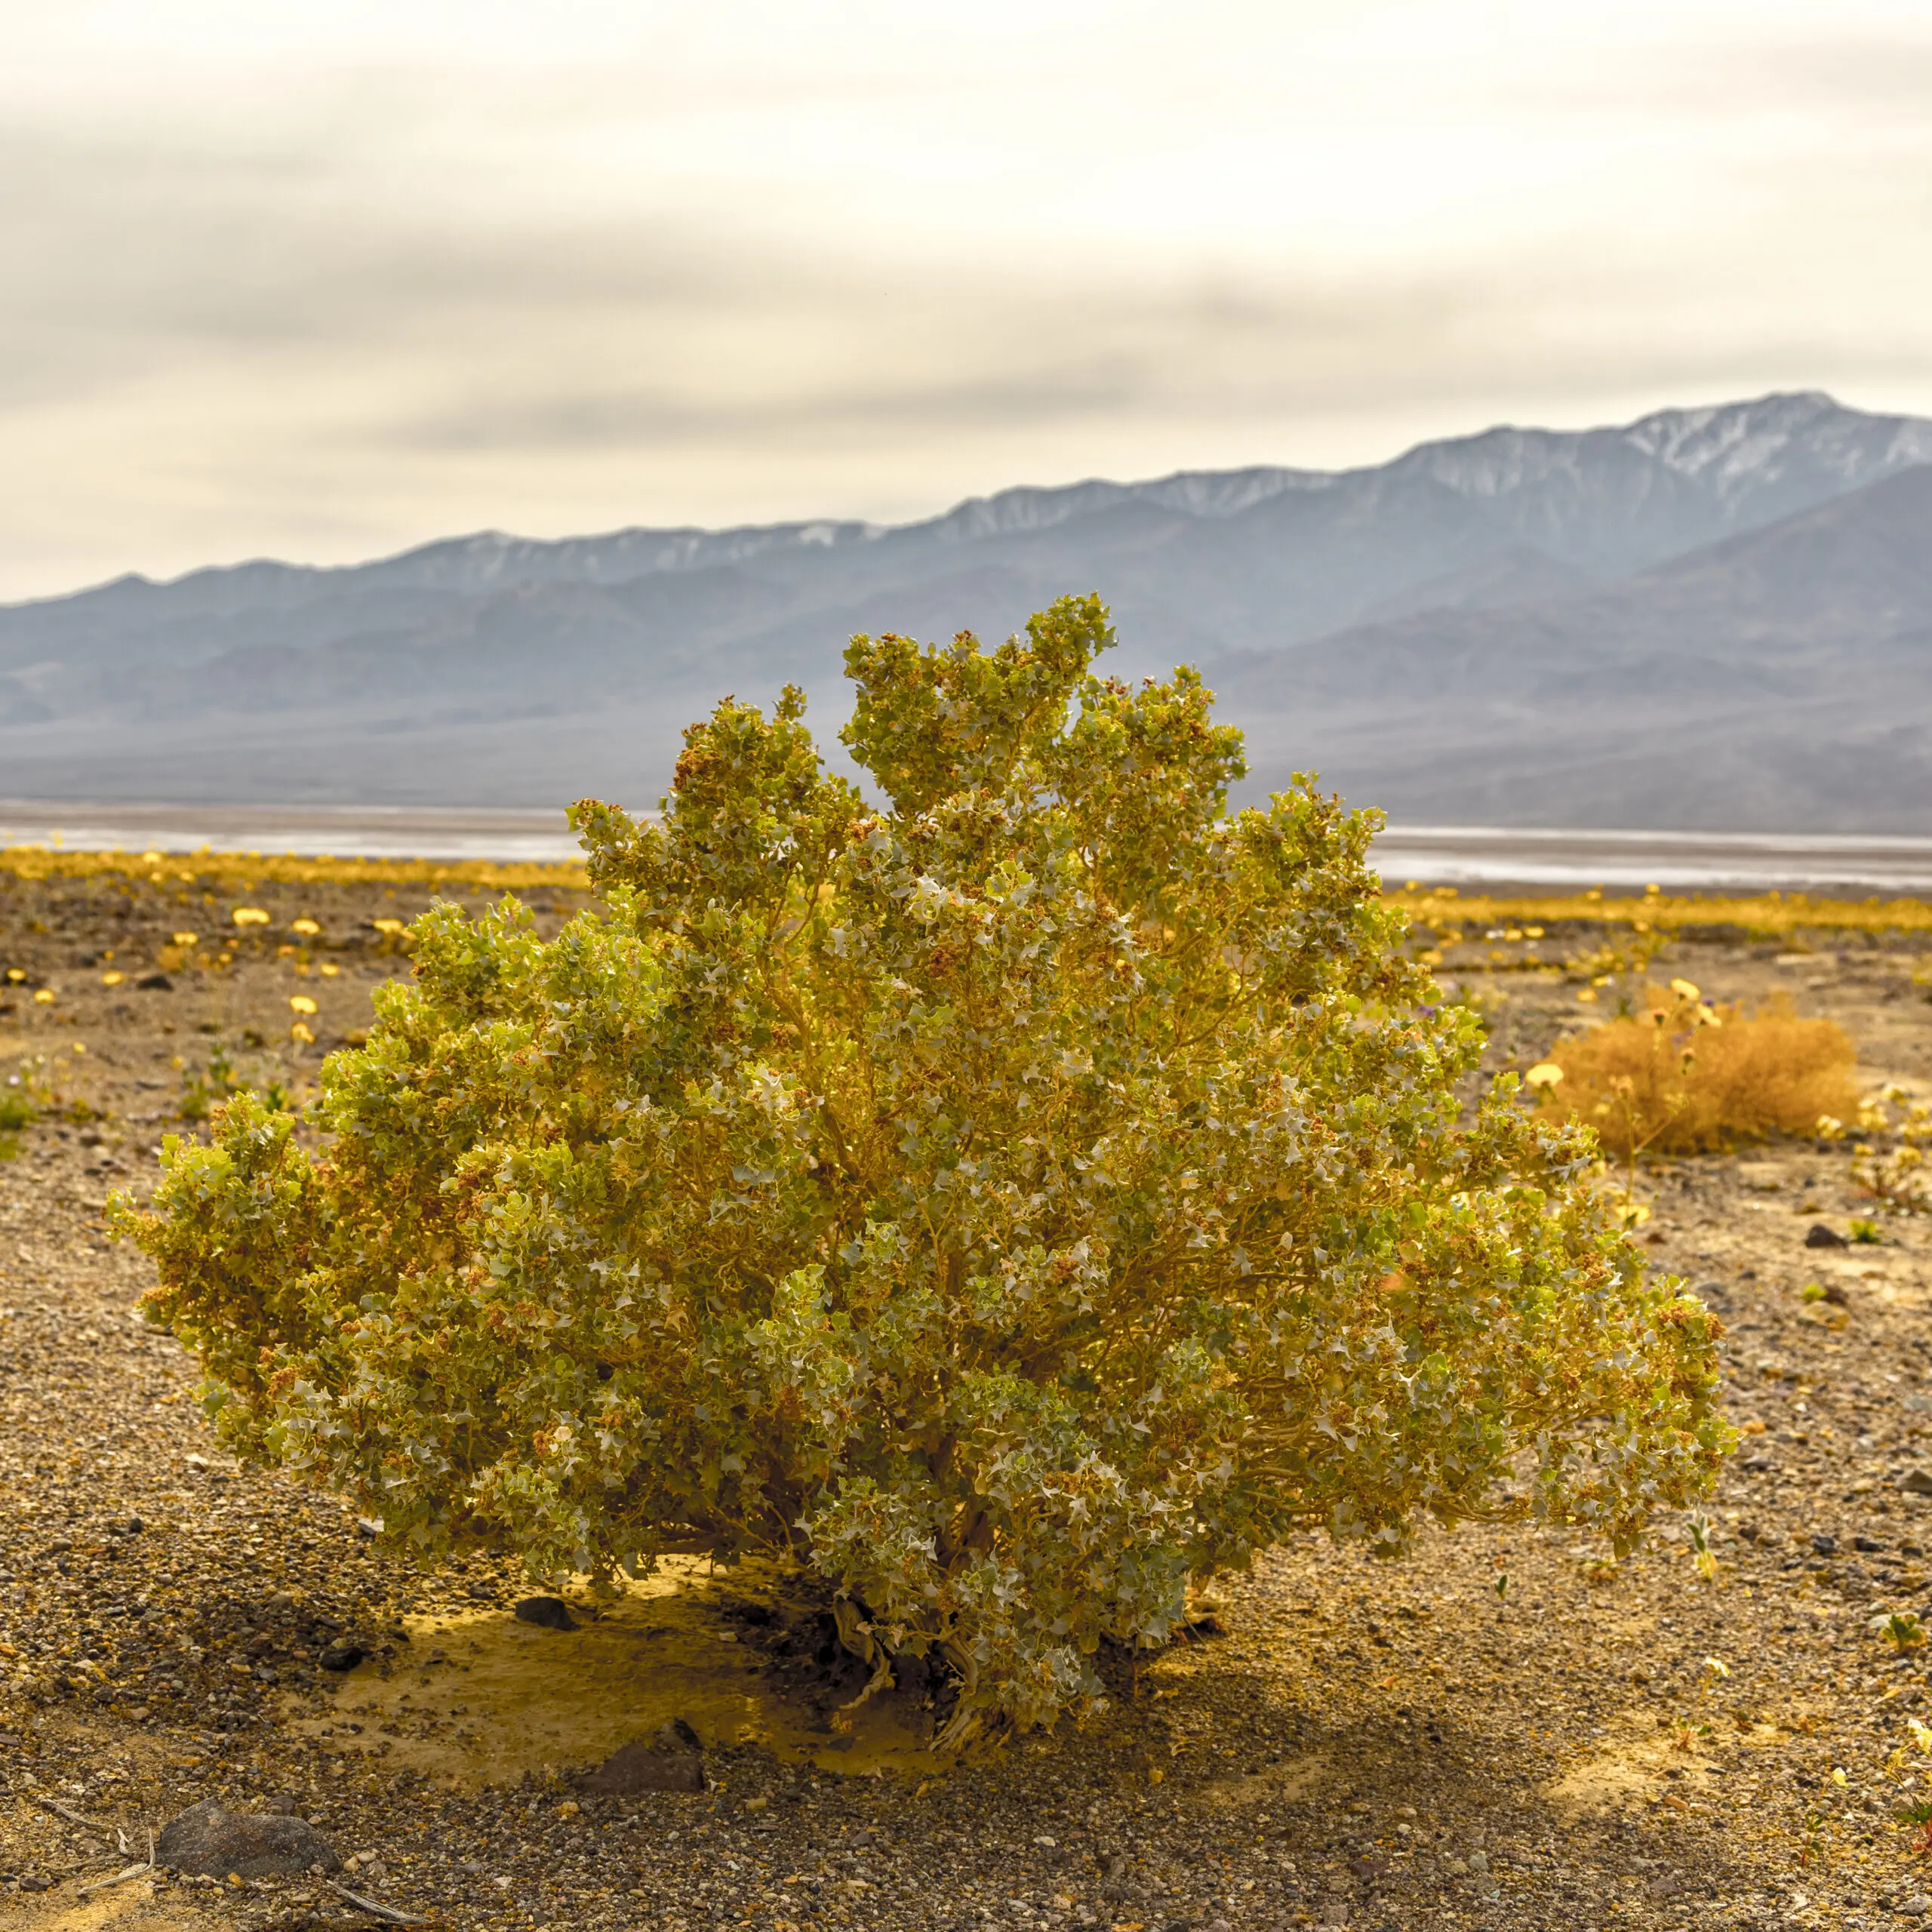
[5,872,1932,1932]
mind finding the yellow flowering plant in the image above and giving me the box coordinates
[116,596,1727,1739]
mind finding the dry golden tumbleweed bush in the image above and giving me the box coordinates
[1532,983,1858,1155]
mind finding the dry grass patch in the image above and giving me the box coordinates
[1531,982,1859,1156]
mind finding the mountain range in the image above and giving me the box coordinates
[4,389,1930,829]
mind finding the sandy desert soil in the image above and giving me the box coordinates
[4,870,1932,1932]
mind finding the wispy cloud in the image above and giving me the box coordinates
[4,1,1930,597]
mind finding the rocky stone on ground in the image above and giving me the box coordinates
[155,1797,343,1878]
[512,1595,576,1631]
[578,1718,706,1794]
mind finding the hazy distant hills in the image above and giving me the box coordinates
[4,389,1930,829]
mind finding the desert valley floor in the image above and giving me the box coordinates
[4,867,1932,1932]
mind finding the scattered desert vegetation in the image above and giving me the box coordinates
[1386,884,1932,944]
[11,848,1932,946]
[0,845,588,897]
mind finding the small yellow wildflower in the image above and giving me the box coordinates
[232,907,270,928]
[101,971,125,986]
[172,932,199,947]
[32,989,54,1004]
[291,918,321,937]
[1524,1063,1564,1088]
[290,1021,315,1044]
[289,995,318,1016]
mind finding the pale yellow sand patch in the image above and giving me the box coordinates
[288,1557,947,1789]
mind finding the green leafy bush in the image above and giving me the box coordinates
[118,596,1726,1738]
[0,1078,31,1158]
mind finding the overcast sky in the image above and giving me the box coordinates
[5,0,1930,599]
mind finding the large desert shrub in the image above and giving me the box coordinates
[1531,982,1858,1158]
[119,597,1725,1738]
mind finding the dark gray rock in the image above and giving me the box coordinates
[155,1798,341,1878]
[579,1720,705,1794]
[1806,1223,1849,1248]
[1813,1534,1839,1557]
[514,1595,577,1631]
[318,1641,365,1672]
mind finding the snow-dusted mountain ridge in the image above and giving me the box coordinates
[16,390,1926,623]
[2,390,1929,829]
